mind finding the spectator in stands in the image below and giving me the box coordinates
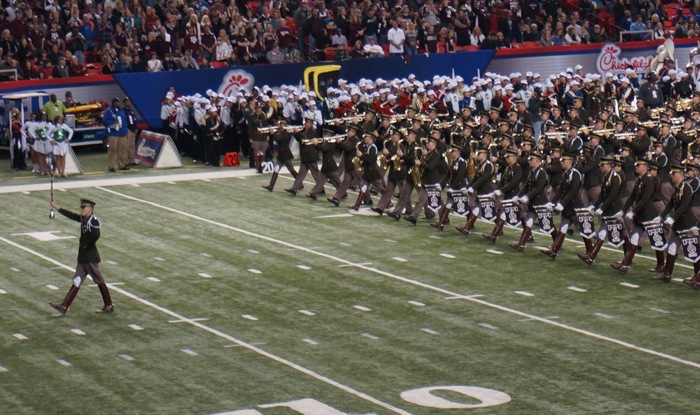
[54,56,71,77]
[590,24,609,43]
[499,10,518,42]
[331,28,347,47]
[564,26,582,45]
[470,26,485,47]
[363,35,384,58]
[350,39,368,58]
[674,18,689,39]
[131,53,147,72]
[387,20,405,55]
[0,53,21,80]
[404,21,418,55]
[529,24,541,42]
[453,10,471,46]
[163,53,177,71]
[551,28,565,46]
[540,29,553,47]
[147,51,163,72]
[23,59,39,79]
[495,32,510,49]
[200,24,216,61]
[69,55,86,76]
[315,27,331,50]
[421,23,439,53]
[629,15,649,40]
[179,49,198,69]
[215,29,233,62]
[480,31,498,50]
[266,42,284,64]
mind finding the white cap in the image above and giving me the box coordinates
[525,71,533,77]
[387,94,397,100]
[308,91,316,96]
[505,84,514,90]
[575,64,583,70]
[625,68,634,74]
[534,73,541,78]
[226,96,235,103]
[166,92,174,99]
[669,69,677,75]
[428,90,436,96]
[570,80,580,86]
[566,67,573,73]
[662,75,671,82]
[605,72,613,78]
[621,77,630,83]
[208,106,217,113]
[262,95,270,102]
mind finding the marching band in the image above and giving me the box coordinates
[252,67,700,290]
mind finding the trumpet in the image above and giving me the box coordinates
[301,138,322,145]
[675,98,693,112]
[670,117,686,125]
[613,132,635,140]
[649,108,663,120]
[258,125,304,134]
[432,120,454,129]
[544,131,567,139]
[589,129,615,137]
[638,120,657,129]
[324,115,364,125]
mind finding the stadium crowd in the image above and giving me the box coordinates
[0,0,699,80]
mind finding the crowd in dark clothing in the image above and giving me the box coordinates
[0,0,698,82]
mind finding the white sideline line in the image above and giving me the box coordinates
[198,273,212,279]
[514,291,535,297]
[13,333,28,340]
[302,338,319,345]
[407,300,425,307]
[0,365,7,372]
[87,189,700,371]
[0,289,6,294]
[296,265,311,270]
[70,329,86,336]
[479,323,499,330]
[421,328,439,335]
[362,333,379,340]
[594,313,614,319]
[353,305,371,312]
[242,314,258,321]
[620,282,640,289]
[168,318,209,323]
[120,354,135,361]
[0,235,411,415]
[181,349,199,356]
[128,324,144,331]
[392,257,408,262]
[299,310,315,316]
[650,308,670,314]
[567,286,588,293]
[57,359,71,367]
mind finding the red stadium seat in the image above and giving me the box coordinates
[510,42,522,49]
[211,61,228,68]
[521,41,541,48]
[461,45,479,51]
[381,44,390,56]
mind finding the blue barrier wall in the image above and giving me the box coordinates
[113,51,495,128]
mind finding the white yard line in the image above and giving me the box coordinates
[87,189,700,371]
[0,235,412,415]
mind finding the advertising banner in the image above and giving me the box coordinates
[135,130,183,168]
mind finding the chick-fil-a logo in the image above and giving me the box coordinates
[596,43,652,75]
[218,69,255,98]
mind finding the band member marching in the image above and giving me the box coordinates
[349,133,386,210]
[307,129,341,199]
[286,116,320,195]
[654,164,695,282]
[387,130,421,220]
[541,152,584,259]
[611,159,659,273]
[404,136,441,225]
[328,125,361,206]
[509,152,549,251]
[483,148,523,242]
[430,144,468,230]
[455,145,494,235]
[262,117,299,191]
[577,156,624,265]
[248,102,270,173]
[373,128,407,215]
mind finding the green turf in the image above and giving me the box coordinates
[2,151,700,415]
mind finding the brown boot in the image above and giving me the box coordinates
[96,283,114,313]
[578,238,604,265]
[458,214,478,236]
[653,254,676,282]
[683,270,700,287]
[483,219,505,242]
[430,206,451,231]
[611,244,638,272]
[348,191,365,211]
[49,285,80,314]
[508,227,531,252]
[583,238,593,255]
[648,250,665,272]
[550,228,559,243]
[262,172,279,191]
[541,230,566,259]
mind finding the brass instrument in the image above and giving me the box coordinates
[408,146,424,187]
[670,117,686,125]
[638,120,657,129]
[544,132,567,140]
[467,140,478,181]
[258,125,304,134]
[390,139,406,171]
[649,108,663,120]
[301,138,322,145]
[414,113,450,122]
[433,120,455,129]
[351,141,363,172]
[589,129,615,137]
[324,115,364,125]
[390,113,407,124]
[377,137,392,170]
[675,98,693,112]
[613,132,636,140]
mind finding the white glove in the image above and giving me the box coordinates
[594,208,603,216]
[545,202,554,210]
[555,203,564,212]
[664,216,675,226]
[625,211,634,220]
[467,187,474,194]
[435,183,442,191]
[493,189,502,197]
[519,195,529,205]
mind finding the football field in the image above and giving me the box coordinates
[1,163,700,415]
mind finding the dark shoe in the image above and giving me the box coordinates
[482,233,497,242]
[648,265,664,273]
[361,199,373,206]
[50,302,67,314]
[540,248,557,259]
[508,242,525,252]
[369,189,378,196]
[405,216,417,225]
[423,213,435,220]
[318,190,326,195]
[262,185,273,192]
[285,188,297,196]
[652,274,672,283]
[348,204,360,211]
[610,263,630,273]
[370,207,384,215]
[96,304,114,313]
[327,197,340,207]
[577,253,594,265]
[387,211,401,221]
[306,194,317,200]
[431,222,445,231]
[119,166,130,170]
[108,168,116,172]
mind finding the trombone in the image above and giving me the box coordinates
[324,115,364,125]
[258,125,304,134]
